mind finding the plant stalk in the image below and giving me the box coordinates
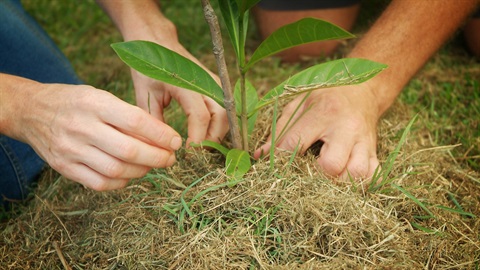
[237,11,249,151]
[201,0,242,149]
[239,72,249,151]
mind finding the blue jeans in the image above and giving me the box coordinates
[0,0,82,208]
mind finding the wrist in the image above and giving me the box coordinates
[98,0,179,44]
[361,71,403,116]
[121,15,179,44]
[0,74,41,140]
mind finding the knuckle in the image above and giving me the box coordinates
[281,134,303,151]
[346,163,369,179]
[320,101,342,116]
[53,137,74,154]
[320,157,345,176]
[195,110,212,125]
[283,101,301,114]
[77,87,105,108]
[103,160,125,178]
[136,167,151,178]
[152,152,174,168]
[155,125,171,143]
[185,106,211,129]
[216,110,228,125]
[90,178,129,191]
[125,108,147,130]
[116,141,138,161]
[343,117,363,133]
[116,179,130,189]
[90,179,111,192]
[50,159,67,174]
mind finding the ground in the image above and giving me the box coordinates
[1,0,479,269]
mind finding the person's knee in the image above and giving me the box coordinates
[464,18,480,58]
[252,3,360,62]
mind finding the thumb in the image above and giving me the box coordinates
[254,141,272,159]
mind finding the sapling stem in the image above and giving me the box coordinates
[238,11,249,152]
[201,0,242,149]
[240,72,249,151]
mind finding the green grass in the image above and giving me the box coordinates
[3,0,479,269]
[401,55,480,171]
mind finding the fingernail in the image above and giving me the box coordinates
[170,136,182,150]
[167,154,176,166]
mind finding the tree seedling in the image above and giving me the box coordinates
[111,0,387,182]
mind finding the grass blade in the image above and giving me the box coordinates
[369,114,418,192]
[411,222,438,234]
[392,183,435,218]
[435,205,476,218]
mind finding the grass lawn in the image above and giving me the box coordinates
[1,0,479,269]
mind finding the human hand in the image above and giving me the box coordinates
[131,69,229,147]
[19,84,182,191]
[254,85,382,182]
[101,4,229,146]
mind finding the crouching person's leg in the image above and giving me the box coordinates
[0,0,83,210]
[253,0,361,62]
[464,8,480,58]
[0,137,45,209]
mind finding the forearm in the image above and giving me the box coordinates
[349,0,478,115]
[0,73,42,141]
[95,0,178,42]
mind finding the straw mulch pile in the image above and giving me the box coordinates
[1,95,479,269]
[1,1,479,265]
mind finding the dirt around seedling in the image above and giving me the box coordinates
[1,75,479,269]
[1,0,479,269]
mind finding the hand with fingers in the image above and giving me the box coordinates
[121,22,229,147]
[97,0,230,148]
[254,84,381,183]
[17,82,183,191]
[132,70,229,147]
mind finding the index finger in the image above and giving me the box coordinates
[100,101,182,151]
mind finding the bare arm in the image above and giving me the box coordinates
[256,0,478,181]
[95,0,178,43]
[95,0,229,145]
[350,0,478,115]
[0,73,181,190]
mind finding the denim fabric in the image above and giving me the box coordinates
[0,0,83,207]
[0,136,44,205]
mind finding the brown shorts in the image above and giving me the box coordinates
[257,0,361,11]
[473,8,480,18]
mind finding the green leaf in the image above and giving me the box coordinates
[254,58,387,113]
[235,0,261,14]
[111,40,224,107]
[219,0,250,66]
[234,79,258,135]
[225,149,251,181]
[218,0,241,60]
[245,18,355,70]
[190,140,230,156]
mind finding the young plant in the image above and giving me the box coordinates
[111,0,387,181]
